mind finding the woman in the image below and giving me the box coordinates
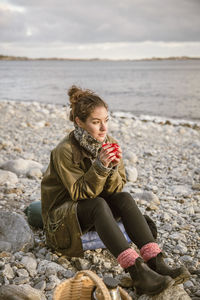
[41,86,189,296]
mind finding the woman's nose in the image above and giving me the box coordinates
[100,122,107,131]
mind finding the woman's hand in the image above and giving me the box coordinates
[99,143,122,168]
[111,146,122,167]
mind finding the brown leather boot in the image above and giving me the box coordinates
[147,252,190,285]
[127,257,174,296]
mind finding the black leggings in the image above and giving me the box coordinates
[77,192,155,258]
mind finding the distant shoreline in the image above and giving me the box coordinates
[0,54,200,62]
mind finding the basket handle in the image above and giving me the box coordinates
[118,286,132,300]
[75,270,112,300]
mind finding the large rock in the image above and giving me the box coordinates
[171,185,191,196]
[124,152,138,164]
[0,169,18,185]
[0,284,46,300]
[1,158,43,177]
[138,284,191,300]
[37,260,67,277]
[134,191,159,203]
[126,167,138,182]
[0,211,34,252]
[133,191,160,209]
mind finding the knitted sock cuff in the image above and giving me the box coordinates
[140,242,162,262]
[117,248,139,269]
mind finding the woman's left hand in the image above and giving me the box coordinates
[111,146,122,167]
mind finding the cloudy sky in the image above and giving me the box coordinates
[0,0,200,59]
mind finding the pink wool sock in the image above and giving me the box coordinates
[140,242,162,262]
[117,248,139,269]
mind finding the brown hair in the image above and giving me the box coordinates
[68,85,108,122]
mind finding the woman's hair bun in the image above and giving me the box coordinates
[68,85,80,98]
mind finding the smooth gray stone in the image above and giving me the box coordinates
[74,258,91,270]
[0,211,34,252]
[0,284,46,300]
[16,268,29,277]
[0,169,18,185]
[134,191,159,202]
[37,260,67,277]
[13,276,30,285]
[34,280,46,291]
[126,167,138,182]
[21,256,37,277]
[1,158,43,177]
[138,284,191,300]
[1,264,15,280]
[27,168,43,179]
[0,241,12,252]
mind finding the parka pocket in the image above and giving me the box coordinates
[46,213,71,250]
[52,220,71,249]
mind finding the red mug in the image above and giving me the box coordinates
[102,143,120,158]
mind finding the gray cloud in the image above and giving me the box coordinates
[0,0,200,44]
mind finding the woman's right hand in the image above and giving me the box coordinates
[99,144,118,168]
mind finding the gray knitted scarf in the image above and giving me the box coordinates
[74,124,106,158]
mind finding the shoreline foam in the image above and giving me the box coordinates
[111,111,200,129]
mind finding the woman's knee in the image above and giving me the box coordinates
[94,196,110,213]
[111,192,137,209]
[122,192,136,203]
[113,191,135,202]
[118,192,133,199]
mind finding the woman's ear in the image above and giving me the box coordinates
[75,116,82,127]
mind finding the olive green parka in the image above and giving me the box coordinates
[41,131,126,257]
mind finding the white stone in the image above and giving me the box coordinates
[161,213,171,222]
[0,139,13,149]
[34,280,47,291]
[16,268,29,277]
[45,281,57,291]
[126,167,138,182]
[21,256,37,277]
[134,191,159,204]
[40,108,50,115]
[185,206,195,215]
[0,284,46,300]
[124,152,138,164]
[2,264,15,279]
[27,168,43,179]
[138,284,192,299]
[151,185,158,193]
[1,158,43,176]
[35,120,47,128]
[179,255,193,263]
[37,260,66,277]
[183,281,194,289]
[169,233,186,242]
[48,275,61,286]
[176,244,188,255]
[0,169,18,185]
[172,185,190,195]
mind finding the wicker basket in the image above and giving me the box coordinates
[53,270,132,300]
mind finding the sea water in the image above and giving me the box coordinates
[0,59,199,122]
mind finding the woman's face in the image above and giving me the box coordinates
[75,106,109,142]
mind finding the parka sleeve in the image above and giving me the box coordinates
[103,158,126,195]
[53,145,111,201]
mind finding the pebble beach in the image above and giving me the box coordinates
[0,100,200,300]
